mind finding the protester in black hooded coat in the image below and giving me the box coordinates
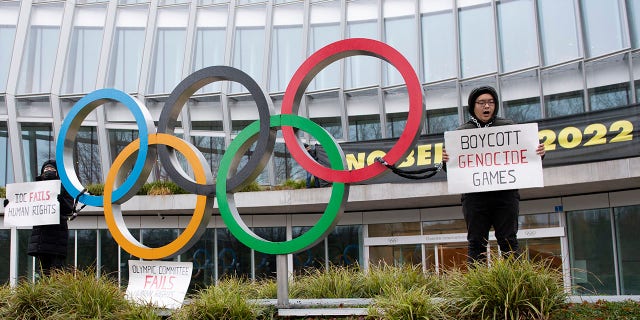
[27,159,74,275]
[442,86,545,264]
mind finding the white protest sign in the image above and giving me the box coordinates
[444,123,543,194]
[125,260,193,309]
[4,180,61,227]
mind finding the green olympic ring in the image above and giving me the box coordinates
[217,114,349,254]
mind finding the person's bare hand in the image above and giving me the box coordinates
[536,143,545,157]
[442,148,449,162]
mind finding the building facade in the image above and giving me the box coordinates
[0,0,639,296]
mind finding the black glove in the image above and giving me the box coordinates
[3,199,8,207]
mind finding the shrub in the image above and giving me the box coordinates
[551,300,640,320]
[238,181,263,192]
[0,186,5,198]
[368,285,453,320]
[362,263,444,298]
[138,180,188,196]
[0,268,159,320]
[170,277,274,320]
[290,265,366,299]
[272,179,307,190]
[447,255,567,320]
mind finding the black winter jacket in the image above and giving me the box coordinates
[27,187,74,258]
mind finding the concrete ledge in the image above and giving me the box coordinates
[278,308,368,317]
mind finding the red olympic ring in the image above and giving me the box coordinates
[281,38,424,183]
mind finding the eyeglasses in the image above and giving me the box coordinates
[43,166,57,172]
[475,100,495,106]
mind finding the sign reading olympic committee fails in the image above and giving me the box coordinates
[444,123,544,194]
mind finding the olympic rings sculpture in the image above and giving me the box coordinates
[56,38,424,260]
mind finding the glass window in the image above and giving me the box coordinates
[0,230,9,283]
[346,89,381,141]
[98,229,119,280]
[585,54,630,111]
[108,6,148,93]
[436,243,467,270]
[180,228,215,291]
[192,6,227,94]
[628,0,640,49]
[308,0,341,91]
[293,226,326,273]
[63,6,106,94]
[0,2,18,92]
[119,228,139,287]
[384,0,418,86]
[346,0,378,89]
[368,222,420,237]
[253,227,285,279]
[217,228,251,278]
[308,90,344,140]
[501,70,542,122]
[17,229,34,281]
[497,0,538,72]
[16,97,53,118]
[580,0,626,58]
[384,86,410,138]
[519,238,562,269]
[0,121,14,186]
[73,126,102,186]
[537,0,580,66]
[424,81,458,110]
[567,208,616,295]
[386,112,407,139]
[458,1,497,78]
[420,0,456,82]
[328,225,362,266]
[542,62,584,117]
[231,5,266,94]
[0,26,16,92]
[148,7,188,94]
[20,123,54,181]
[108,128,138,165]
[76,229,97,270]
[18,4,64,94]
[270,4,303,93]
[273,141,305,185]
[369,244,422,267]
[192,135,225,181]
[614,205,640,295]
[519,212,559,229]
[426,107,458,134]
[422,219,466,234]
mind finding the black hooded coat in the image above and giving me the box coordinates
[27,160,73,258]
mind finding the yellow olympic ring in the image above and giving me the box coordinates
[103,133,213,260]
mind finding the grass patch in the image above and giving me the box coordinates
[550,300,640,320]
[447,255,567,320]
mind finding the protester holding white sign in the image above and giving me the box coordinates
[5,160,75,275]
[441,86,546,264]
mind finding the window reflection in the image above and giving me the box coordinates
[253,227,285,279]
[458,2,497,77]
[217,228,251,278]
[370,244,422,267]
[588,84,629,111]
[108,28,145,92]
[98,229,119,280]
[537,0,580,66]
[426,108,458,134]
[369,222,420,237]
[348,114,381,141]
[308,1,340,91]
[180,229,215,292]
[74,127,102,186]
[579,0,625,58]
[614,205,640,295]
[0,122,14,186]
[386,112,407,138]
[545,91,584,118]
[270,4,303,93]
[421,1,455,83]
[148,28,187,94]
[328,225,362,266]
[384,16,417,86]
[497,0,538,72]
[273,142,305,185]
[293,226,326,273]
[20,123,54,181]
[0,26,16,92]
[567,208,616,295]
[519,213,559,229]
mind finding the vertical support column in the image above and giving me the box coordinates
[276,254,289,308]
[9,227,17,287]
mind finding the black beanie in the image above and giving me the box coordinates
[467,86,499,116]
[40,159,57,174]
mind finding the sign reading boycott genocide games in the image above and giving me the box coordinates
[444,123,543,194]
[4,180,61,227]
